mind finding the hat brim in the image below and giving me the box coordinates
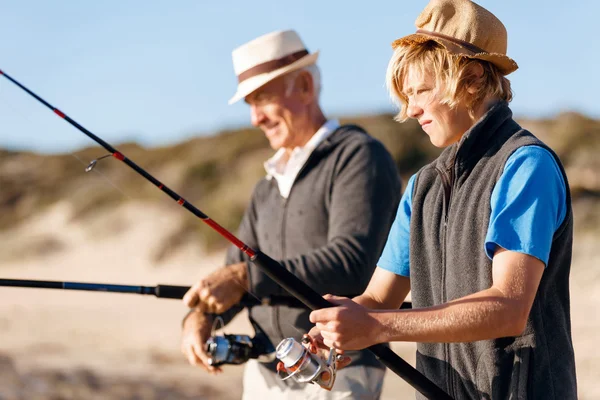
[228,51,320,105]
[392,33,518,75]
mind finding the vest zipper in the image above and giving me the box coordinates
[435,163,456,398]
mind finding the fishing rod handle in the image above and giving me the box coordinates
[154,285,190,299]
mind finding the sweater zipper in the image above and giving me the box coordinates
[435,163,456,398]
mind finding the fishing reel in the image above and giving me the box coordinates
[275,334,341,391]
[205,316,275,367]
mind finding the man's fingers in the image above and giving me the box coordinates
[315,321,339,334]
[192,342,212,369]
[336,355,352,370]
[301,333,319,353]
[183,285,223,313]
[213,302,226,314]
[193,342,222,374]
[183,292,199,308]
[199,286,211,302]
[184,343,203,367]
[206,295,218,313]
[187,298,222,315]
[320,329,339,342]
[309,307,337,323]
[323,294,347,302]
[276,361,286,373]
[183,283,201,307]
[305,330,329,351]
[198,286,228,314]
[323,338,340,350]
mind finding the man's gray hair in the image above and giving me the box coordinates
[284,63,321,100]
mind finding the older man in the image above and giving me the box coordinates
[180,30,402,399]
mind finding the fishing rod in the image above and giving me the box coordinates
[0,69,452,400]
[0,278,191,299]
[0,278,359,307]
[0,278,413,309]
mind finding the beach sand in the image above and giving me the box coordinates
[0,202,597,399]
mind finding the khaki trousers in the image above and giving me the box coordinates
[241,359,386,400]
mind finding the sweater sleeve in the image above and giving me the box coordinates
[248,138,402,297]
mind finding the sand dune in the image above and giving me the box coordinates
[0,202,597,399]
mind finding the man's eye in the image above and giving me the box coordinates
[256,94,273,103]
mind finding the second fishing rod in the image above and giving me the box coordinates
[0,69,453,400]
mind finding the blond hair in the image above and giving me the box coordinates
[386,41,512,122]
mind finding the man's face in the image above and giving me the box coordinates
[245,74,306,150]
[402,65,473,148]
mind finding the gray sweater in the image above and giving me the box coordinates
[410,102,576,399]
[223,124,402,370]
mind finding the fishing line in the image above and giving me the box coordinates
[0,81,135,202]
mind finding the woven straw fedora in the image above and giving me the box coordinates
[392,0,518,75]
[228,30,319,105]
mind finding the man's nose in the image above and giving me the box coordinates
[250,105,266,127]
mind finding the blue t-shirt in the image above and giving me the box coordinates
[378,146,567,277]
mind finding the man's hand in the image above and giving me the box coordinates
[309,294,383,351]
[300,331,352,370]
[182,262,248,314]
[180,310,222,374]
[275,333,352,376]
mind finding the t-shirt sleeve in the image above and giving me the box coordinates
[485,145,567,266]
[377,173,416,277]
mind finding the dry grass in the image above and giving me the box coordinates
[1,111,599,262]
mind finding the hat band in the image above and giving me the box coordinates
[237,50,309,83]
[416,29,487,54]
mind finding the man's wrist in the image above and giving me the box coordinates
[371,311,394,344]
[181,308,200,328]
[181,308,214,328]
[228,261,249,290]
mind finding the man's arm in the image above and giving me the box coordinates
[372,248,544,343]
[311,248,544,350]
[248,138,402,298]
[353,266,411,309]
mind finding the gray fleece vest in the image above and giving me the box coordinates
[410,102,577,399]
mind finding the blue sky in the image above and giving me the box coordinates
[0,0,597,154]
